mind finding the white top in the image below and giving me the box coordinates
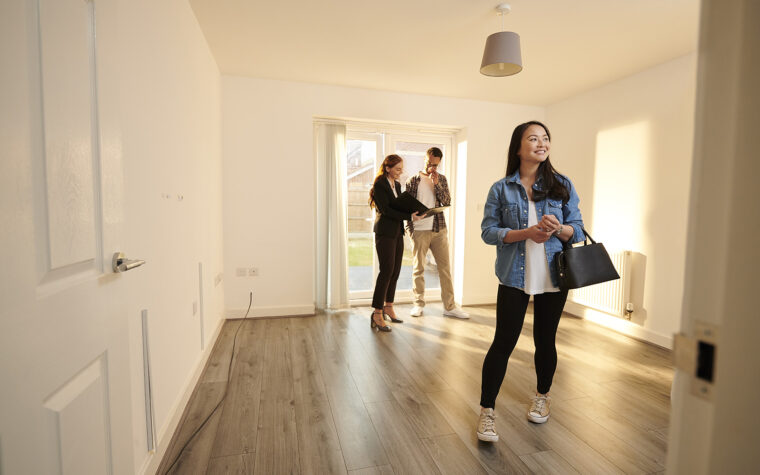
[523,201,560,295]
[387,178,398,198]
[414,174,436,231]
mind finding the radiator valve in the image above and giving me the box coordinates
[624,303,634,320]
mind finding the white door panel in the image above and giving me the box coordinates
[39,0,100,271]
[43,356,111,475]
[1,0,134,473]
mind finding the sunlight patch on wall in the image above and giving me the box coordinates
[592,122,651,252]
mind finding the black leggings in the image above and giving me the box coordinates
[480,285,568,409]
[372,234,404,310]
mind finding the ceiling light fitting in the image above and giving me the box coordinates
[480,3,523,77]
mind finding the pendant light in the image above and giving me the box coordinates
[480,3,523,77]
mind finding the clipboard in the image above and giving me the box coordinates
[391,191,450,217]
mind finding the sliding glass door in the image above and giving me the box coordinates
[345,129,453,302]
[345,133,381,298]
[388,136,450,295]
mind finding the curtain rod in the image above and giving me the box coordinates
[313,116,462,135]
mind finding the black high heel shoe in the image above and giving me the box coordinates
[383,305,403,323]
[371,311,392,332]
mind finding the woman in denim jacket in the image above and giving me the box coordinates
[476,121,584,442]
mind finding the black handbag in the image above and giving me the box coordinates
[554,228,620,290]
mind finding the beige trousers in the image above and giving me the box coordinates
[411,230,455,310]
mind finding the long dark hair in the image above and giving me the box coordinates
[368,154,403,208]
[506,120,569,202]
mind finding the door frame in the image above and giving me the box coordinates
[343,121,460,305]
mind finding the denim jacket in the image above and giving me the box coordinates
[481,171,585,289]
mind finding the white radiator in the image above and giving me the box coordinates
[568,250,632,318]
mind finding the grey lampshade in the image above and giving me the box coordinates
[480,31,523,76]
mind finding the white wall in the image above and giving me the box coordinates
[119,1,224,471]
[547,54,697,346]
[222,76,544,316]
[0,0,223,472]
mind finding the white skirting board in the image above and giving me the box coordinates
[563,300,673,349]
[461,293,499,306]
[139,316,225,475]
[225,304,315,319]
[350,295,441,307]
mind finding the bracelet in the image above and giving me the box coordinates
[554,225,563,236]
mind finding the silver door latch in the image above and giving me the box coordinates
[112,252,146,273]
[673,321,718,401]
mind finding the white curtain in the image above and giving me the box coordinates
[315,122,349,309]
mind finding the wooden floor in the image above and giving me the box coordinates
[157,303,673,474]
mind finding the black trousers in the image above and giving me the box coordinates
[372,234,404,310]
[480,285,568,409]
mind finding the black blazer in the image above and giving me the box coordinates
[372,178,410,237]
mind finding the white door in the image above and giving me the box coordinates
[666,0,760,472]
[1,1,137,473]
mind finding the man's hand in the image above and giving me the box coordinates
[429,169,439,185]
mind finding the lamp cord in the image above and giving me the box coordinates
[162,291,253,474]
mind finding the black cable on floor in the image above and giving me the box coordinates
[162,291,252,474]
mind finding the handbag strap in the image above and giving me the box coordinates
[560,226,596,249]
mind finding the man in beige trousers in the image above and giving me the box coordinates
[405,147,469,319]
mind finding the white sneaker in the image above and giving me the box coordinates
[410,305,423,317]
[476,407,498,442]
[527,394,550,424]
[443,307,470,319]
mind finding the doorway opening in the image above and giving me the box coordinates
[343,123,458,304]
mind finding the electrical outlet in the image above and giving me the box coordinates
[236,267,246,277]
[248,267,259,276]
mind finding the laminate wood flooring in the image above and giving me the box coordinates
[157,303,673,474]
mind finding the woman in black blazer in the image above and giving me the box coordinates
[368,154,421,332]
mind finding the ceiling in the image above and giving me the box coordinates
[189,0,700,106]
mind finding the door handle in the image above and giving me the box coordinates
[112,252,146,273]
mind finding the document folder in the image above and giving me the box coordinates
[391,191,449,216]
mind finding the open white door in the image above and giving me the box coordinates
[667,0,760,472]
[1,0,137,473]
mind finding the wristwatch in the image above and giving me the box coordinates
[554,225,563,236]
